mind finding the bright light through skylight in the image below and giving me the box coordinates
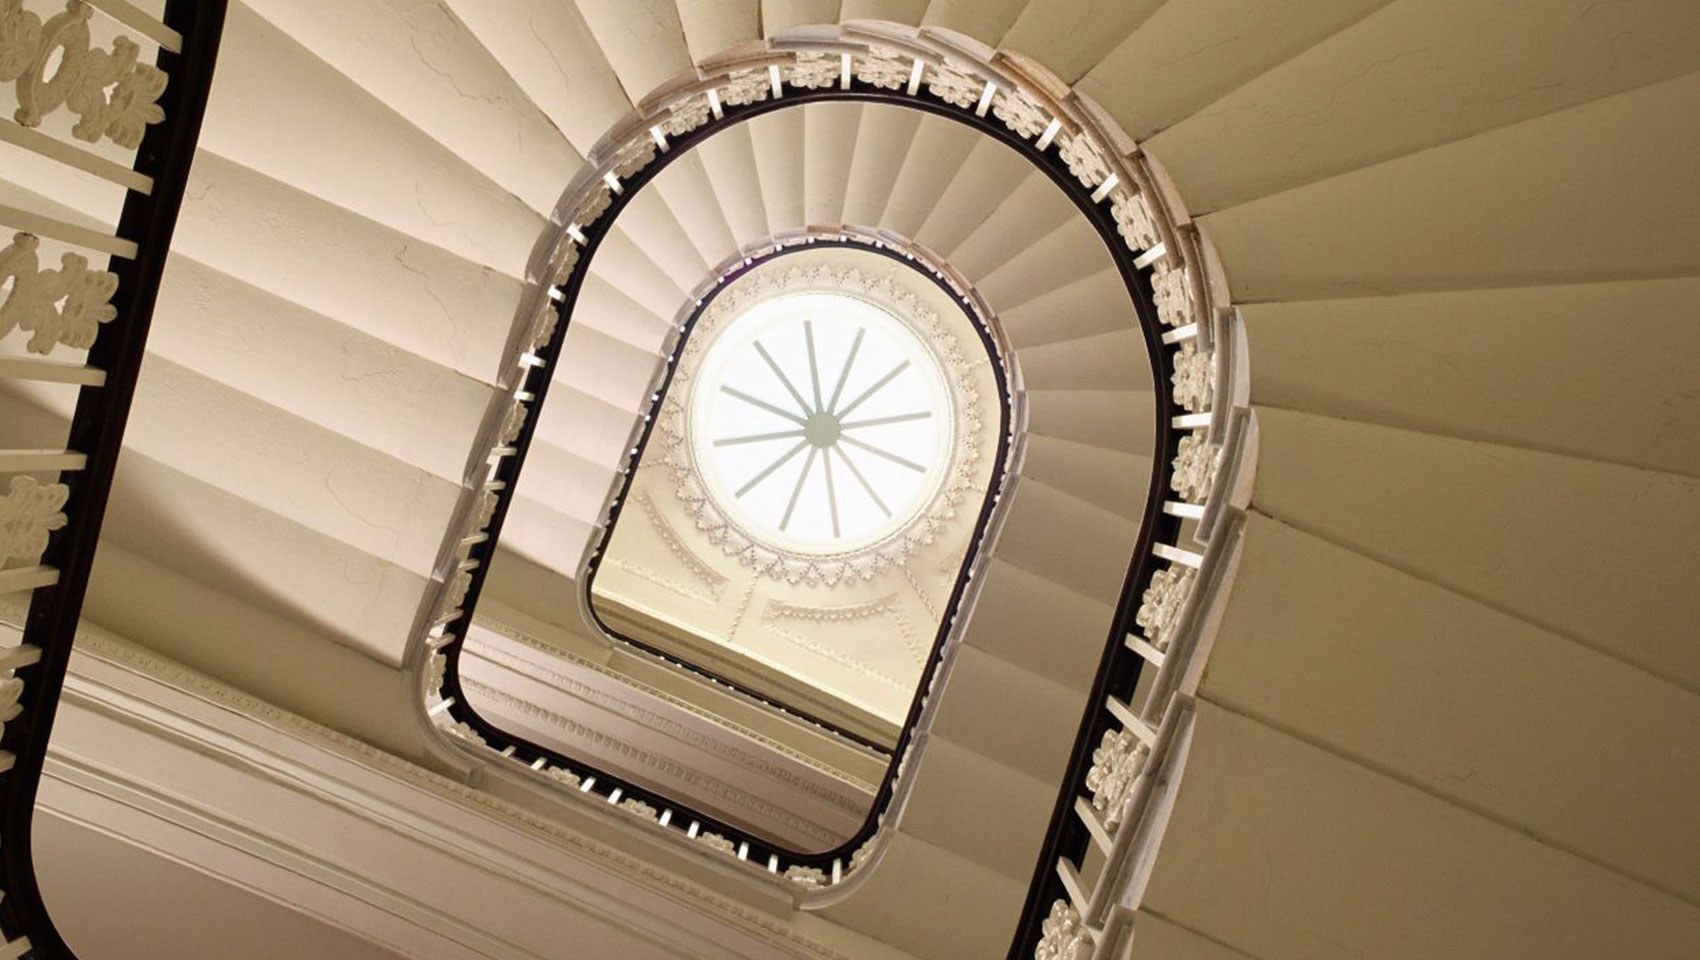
[690,292,952,554]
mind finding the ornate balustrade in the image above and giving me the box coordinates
[409,21,1250,918]
[0,1,226,956]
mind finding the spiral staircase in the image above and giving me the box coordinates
[1,1,1698,959]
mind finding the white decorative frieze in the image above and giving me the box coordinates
[1,474,68,562]
[2,0,169,148]
[620,797,658,821]
[0,232,120,355]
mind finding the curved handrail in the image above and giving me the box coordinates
[407,21,1208,902]
[0,2,229,956]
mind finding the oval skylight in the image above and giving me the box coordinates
[690,291,954,554]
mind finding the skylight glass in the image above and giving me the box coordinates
[690,292,953,554]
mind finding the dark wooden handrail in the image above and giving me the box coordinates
[0,3,228,956]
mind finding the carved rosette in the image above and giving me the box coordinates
[925,61,981,109]
[697,831,736,855]
[1086,728,1148,831]
[620,798,658,821]
[1170,433,1218,504]
[443,568,473,614]
[0,674,22,726]
[1110,190,1160,253]
[496,400,529,447]
[854,46,909,90]
[720,68,770,107]
[784,865,828,888]
[660,259,988,587]
[662,94,710,136]
[787,52,838,90]
[0,474,68,562]
[0,232,120,355]
[1058,133,1110,189]
[2,0,169,149]
[425,652,447,698]
[1136,565,1195,651]
[1035,900,1093,960]
[569,185,613,228]
[544,766,581,788]
[992,87,1049,139]
[613,139,658,180]
[1171,342,1214,412]
[445,720,485,745]
[1151,265,1193,328]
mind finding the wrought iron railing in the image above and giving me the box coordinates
[0,1,227,956]
[408,21,1240,907]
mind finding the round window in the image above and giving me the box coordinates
[689,291,954,555]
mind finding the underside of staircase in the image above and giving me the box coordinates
[2,1,1698,959]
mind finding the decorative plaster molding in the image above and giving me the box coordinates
[659,259,991,589]
[0,231,119,355]
[0,0,168,148]
[0,473,67,562]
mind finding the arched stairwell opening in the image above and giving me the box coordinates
[403,33,1233,959]
[0,2,1695,960]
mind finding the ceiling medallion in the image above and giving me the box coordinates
[659,256,988,587]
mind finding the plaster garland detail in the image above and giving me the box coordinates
[0,474,68,562]
[0,231,120,355]
[1,0,169,148]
